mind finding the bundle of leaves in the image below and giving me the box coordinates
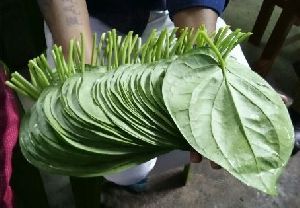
[7,26,294,195]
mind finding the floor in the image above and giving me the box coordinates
[100,157,300,208]
[43,0,300,207]
[44,154,300,208]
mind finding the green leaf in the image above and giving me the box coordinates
[15,27,293,194]
[162,48,220,151]
[163,50,294,195]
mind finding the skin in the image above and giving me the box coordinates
[37,0,219,166]
[37,0,93,62]
[173,7,218,33]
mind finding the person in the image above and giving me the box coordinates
[35,0,250,189]
[38,0,229,61]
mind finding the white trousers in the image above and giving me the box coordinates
[44,11,249,185]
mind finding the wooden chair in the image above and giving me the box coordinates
[249,0,300,76]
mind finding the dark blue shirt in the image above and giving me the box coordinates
[87,0,228,35]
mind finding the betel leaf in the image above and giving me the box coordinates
[9,26,293,194]
[162,49,220,151]
[162,48,294,195]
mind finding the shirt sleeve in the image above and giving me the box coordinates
[167,0,229,18]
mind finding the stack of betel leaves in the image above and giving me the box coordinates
[6,26,294,195]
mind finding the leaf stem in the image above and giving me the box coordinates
[68,39,75,74]
[200,31,225,69]
[112,29,119,68]
[5,81,34,99]
[80,34,85,72]
[91,33,97,66]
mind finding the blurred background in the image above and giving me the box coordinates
[224,0,300,97]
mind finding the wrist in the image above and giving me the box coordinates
[173,7,218,33]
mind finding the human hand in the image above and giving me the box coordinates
[173,7,218,34]
[279,93,292,106]
[190,151,221,169]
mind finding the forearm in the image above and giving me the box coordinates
[173,7,218,33]
[37,0,92,61]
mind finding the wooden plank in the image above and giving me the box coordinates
[249,0,276,46]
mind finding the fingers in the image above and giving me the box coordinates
[280,94,288,104]
[190,151,202,163]
[278,93,293,107]
[190,151,222,169]
[210,161,222,169]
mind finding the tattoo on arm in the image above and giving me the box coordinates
[65,16,82,26]
[63,5,81,15]
[37,0,83,26]
[61,0,82,26]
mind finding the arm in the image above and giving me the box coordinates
[173,7,218,33]
[37,0,93,62]
[167,0,228,33]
